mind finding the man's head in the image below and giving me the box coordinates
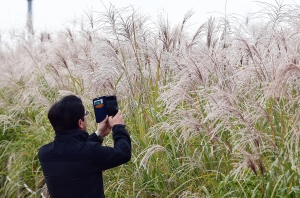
[48,95,87,132]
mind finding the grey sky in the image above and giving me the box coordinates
[0,0,296,32]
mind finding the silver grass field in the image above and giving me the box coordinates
[1,1,300,197]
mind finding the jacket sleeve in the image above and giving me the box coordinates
[87,132,103,144]
[92,124,132,170]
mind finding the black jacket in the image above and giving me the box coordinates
[38,124,131,198]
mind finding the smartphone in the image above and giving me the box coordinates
[93,95,119,123]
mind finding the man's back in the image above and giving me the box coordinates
[39,129,105,198]
[39,126,131,198]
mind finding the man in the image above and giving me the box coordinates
[38,95,131,198]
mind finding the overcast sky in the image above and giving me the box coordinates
[0,0,297,33]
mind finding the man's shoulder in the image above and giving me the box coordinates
[38,141,54,153]
[39,142,53,150]
[38,142,53,161]
[38,141,100,158]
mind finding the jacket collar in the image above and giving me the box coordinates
[54,129,89,142]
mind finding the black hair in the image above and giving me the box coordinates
[48,95,85,132]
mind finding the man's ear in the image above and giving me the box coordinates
[78,119,84,129]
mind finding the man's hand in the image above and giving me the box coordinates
[97,116,111,138]
[108,110,124,128]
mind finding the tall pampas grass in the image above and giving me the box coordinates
[1,1,300,197]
